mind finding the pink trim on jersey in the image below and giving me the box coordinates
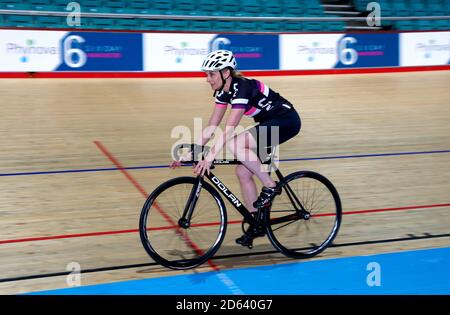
[245,107,261,117]
[256,80,269,97]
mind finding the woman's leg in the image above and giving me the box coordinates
[228,131,276,189]
[235,164,258,213]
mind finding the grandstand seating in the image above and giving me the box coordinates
[0,0,448,32]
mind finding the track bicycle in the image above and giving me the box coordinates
[139,144,342,270]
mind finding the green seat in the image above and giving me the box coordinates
[190,20,213,31]
[303,21,322,31]
[393,1,411,16]
[284,21,304,32]
[35,15,65,27]
[283,1,303,17]
[213,20,236,31]
[5,15,35,27]
[140,19,166,31]
[416,19,433,30]
[394,20,416,30]
[236,21,260,31]
[129,0,149,11]
[0,3,33,10]
[115,18,141,30]
[89,17,115,29]
[241,0,261,16]
[410,1,427,16]
[262,0,282,16]
[166,19,190,30]
[260,21,281,32]
[174,0,195,12]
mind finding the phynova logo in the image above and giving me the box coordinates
[297,42,336,62]
[163,42,208,63]
[6,39,57,63]
[416,39,450,59]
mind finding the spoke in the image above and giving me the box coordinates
[272,218,299,232]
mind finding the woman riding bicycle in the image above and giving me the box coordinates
[171,50,301,246]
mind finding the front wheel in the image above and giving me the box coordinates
[139,177,227,270]
[265,171,342,259]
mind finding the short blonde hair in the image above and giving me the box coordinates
[231,70,244,78]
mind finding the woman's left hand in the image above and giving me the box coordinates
[193,155,214,177]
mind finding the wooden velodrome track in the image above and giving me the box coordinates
[0,70,449,294]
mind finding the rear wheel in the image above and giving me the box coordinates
[265,171,342,258]
[139,177,227,269]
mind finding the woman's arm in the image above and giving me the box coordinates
[195,105,228,146]
[193,108,245,176]
[209,108,245,159]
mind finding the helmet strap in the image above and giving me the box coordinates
[213,69,229,97]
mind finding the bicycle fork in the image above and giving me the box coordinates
[178,176,203,229]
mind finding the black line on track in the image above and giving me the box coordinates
[1,232,449,283]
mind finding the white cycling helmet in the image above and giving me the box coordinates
[201,50,237,72]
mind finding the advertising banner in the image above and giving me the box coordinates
[144,33,280,71]
[0,30,63,72]
[400,32,450,66]
[281,33,399,70]
[144,33,214,71]
[334,33,399,68]
[56,32,143,71]
[208,34,279,70]
[280,34,341,70]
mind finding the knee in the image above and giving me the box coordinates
[235,165,253,181]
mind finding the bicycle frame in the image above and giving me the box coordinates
[180,158,308,229]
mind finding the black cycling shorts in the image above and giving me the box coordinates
[248,109,301,161]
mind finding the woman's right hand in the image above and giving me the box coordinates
[169,150,192,169]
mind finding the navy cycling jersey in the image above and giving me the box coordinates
[215,77,294,122]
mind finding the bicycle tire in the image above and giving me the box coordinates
[139,176,227,270]
[265,171,342,259]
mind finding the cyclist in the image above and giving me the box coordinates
[171,50,301,246]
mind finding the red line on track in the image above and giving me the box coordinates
[1,65,449,79]
[1,204,448,245]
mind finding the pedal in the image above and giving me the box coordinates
[235,235,254,249]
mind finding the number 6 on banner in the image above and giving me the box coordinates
[63,35,87,68]
[338,37,358,66]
